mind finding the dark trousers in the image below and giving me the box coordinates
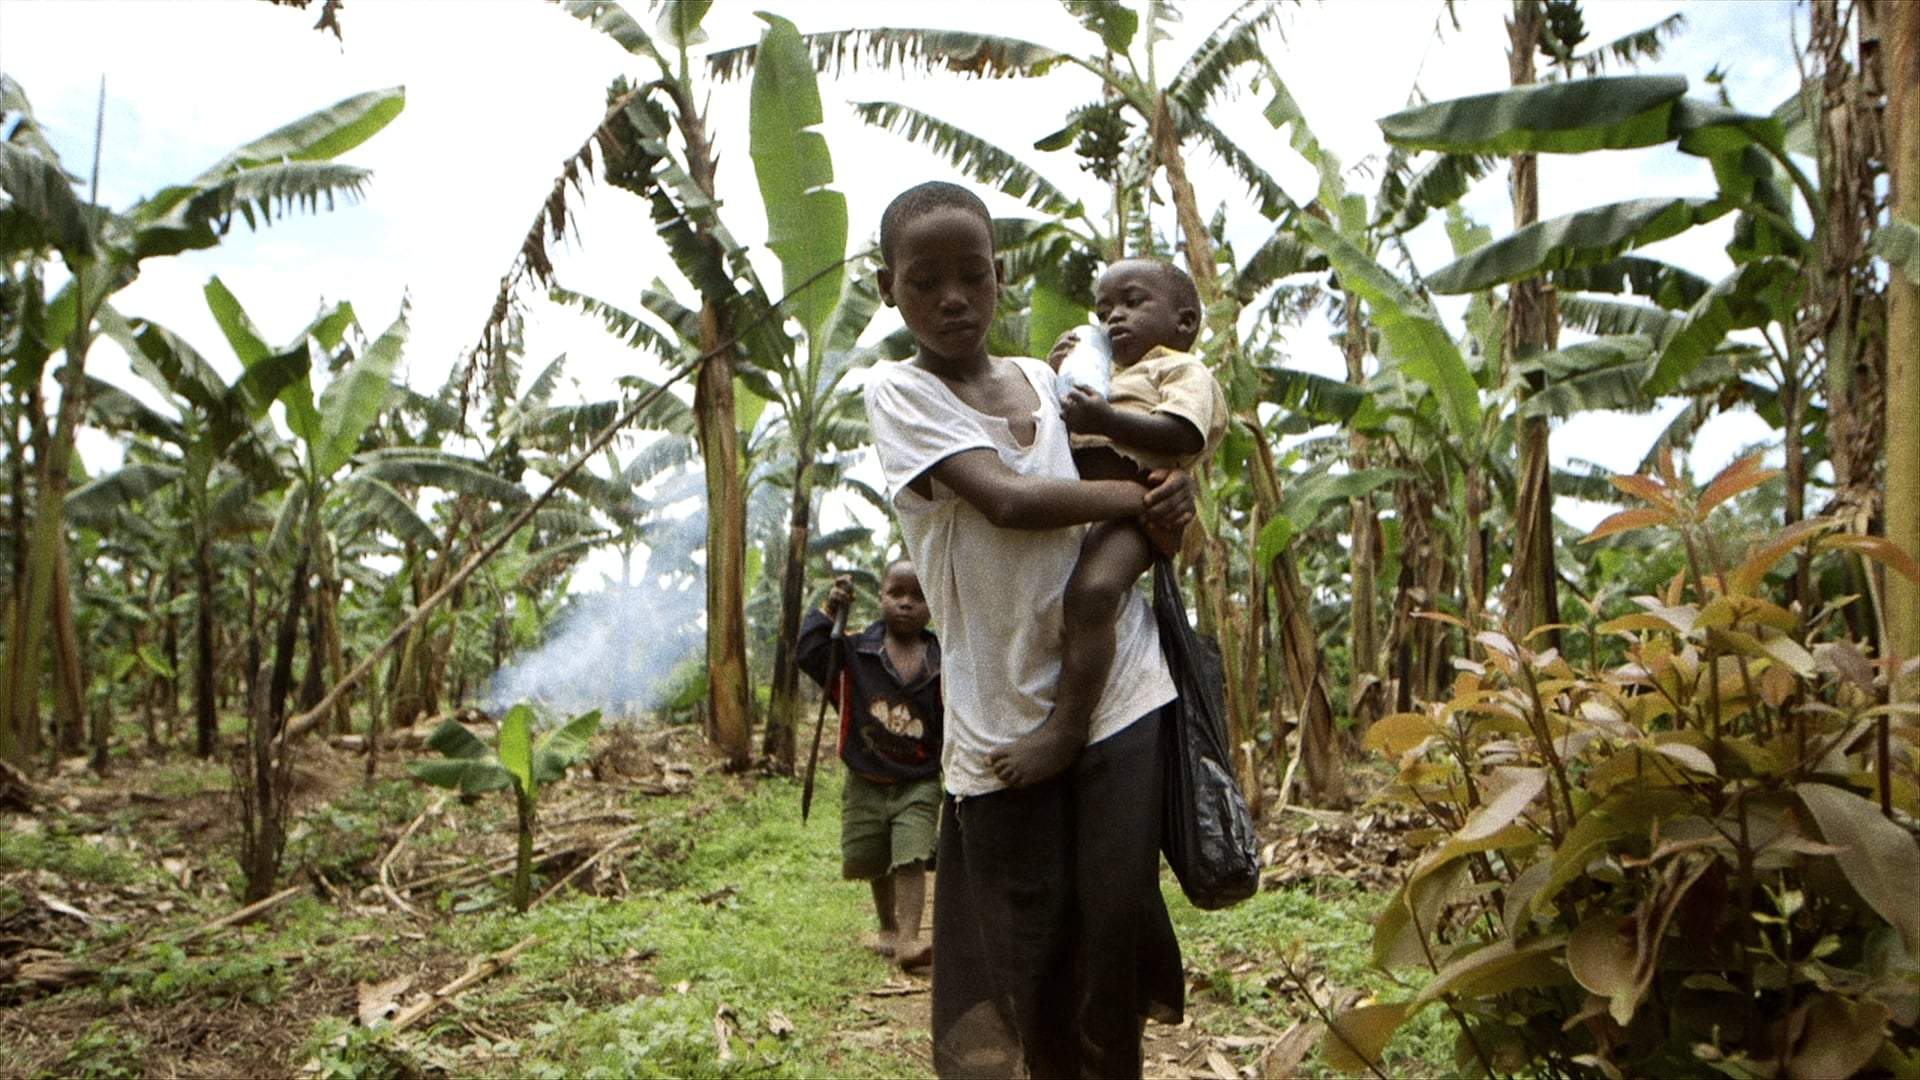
[931,708,1184,1079]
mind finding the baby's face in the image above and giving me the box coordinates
[1095,262,1195,367]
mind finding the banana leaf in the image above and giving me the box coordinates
[1427,198,1730,294]
[750,13,848,351]
[1379,76,1687,155]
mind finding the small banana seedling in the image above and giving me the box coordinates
[407,704,601,912]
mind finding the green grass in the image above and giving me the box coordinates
[0,820,150,886]
[1168,880,1456,1076]
[378,767,922,1078]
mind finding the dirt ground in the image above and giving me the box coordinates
[2,725,1405,1079]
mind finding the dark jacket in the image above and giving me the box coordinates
[796,609,942,782]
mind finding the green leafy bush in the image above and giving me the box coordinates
[407,704,600,912]
[1336,452,1920,1077]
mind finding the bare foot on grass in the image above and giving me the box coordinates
[986,716,1084,788]
[894,939,932,970]
[862,931,895,958]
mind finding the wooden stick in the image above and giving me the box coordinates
[397,836,569,894]
[391,934,537,1033]
[379,795,445,919]
[174,884,305,944]
[530,824,643,909]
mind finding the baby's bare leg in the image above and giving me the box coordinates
[988,521,1155,787]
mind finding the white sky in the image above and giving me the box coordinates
[2,0,1805,587]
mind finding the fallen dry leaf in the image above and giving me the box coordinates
[356,973,415,1027]
[767,1009,795,1037]
[714,1003,736,1063]
[34,892,100,924]
[1259,1020,1322,1080]
[1205,1048,1237,1080]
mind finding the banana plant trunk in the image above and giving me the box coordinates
[1500,0,1562,642]
[1344,295,1381,732]
[1153,98,1341,803]
[266,551,312,731]
[672,80,754,771]
[193,522,219,757]
[50,539,86,757]
[512,787,535,913]
[1887,0,1920,702]
[4,344,95,765]
[763,465,813,773]
[696,303,753,770]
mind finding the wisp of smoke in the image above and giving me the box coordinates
[483,491,710,718]
[484,572,704,719]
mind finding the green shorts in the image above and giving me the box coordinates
[840,773,941,880]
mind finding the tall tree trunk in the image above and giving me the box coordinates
[1886,0,1920,702]
[763,468,812,773]
[1500,0,1562,641]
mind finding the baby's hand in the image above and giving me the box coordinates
[1046,330,1078,372]
[1060,387,1114,435]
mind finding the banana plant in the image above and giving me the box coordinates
[408,704,602,912]
[196,278,407,736]
[1,78,403,766]
[1380,64,1837,615]
[479,0,809,768]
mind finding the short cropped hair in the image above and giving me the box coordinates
[879,181,994,267]
[1112,258,1201,316]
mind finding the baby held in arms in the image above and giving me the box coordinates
[986,259,1226,788]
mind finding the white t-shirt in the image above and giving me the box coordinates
[864,356,1177,797]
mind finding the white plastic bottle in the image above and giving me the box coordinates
[1055,322,1113,403]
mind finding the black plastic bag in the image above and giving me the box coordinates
[1152,557,1260,910]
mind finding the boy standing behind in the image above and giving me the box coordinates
[796,560,942,969]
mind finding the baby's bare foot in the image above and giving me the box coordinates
[862,931,895,957]
[986,718,1084,788]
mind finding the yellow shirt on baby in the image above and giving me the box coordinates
[1068,345,1229,472]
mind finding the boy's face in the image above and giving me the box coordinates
[879,564,930,637]
[1096,261,1198,367]
[878,207,1003,364]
